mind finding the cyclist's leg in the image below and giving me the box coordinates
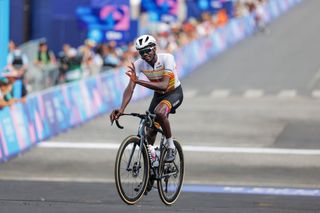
[147,94,160,145]
[154,100,172,139]
[155,86,183,162]
[155,102,176,163]
[146,127,157,146]
[154,85,184,139]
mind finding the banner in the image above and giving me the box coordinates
[84,76,106,115]
[76,0,134,43]
[141,0,179,22]
[0,107,20,158]
[186,0,233,19]
[10,104,31,151]
[25,95,51,142]
[0,137,3,162]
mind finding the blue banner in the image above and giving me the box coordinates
[42,91,63,136]
[25,96,51,141]
[91,0,129,7]
[0,137,3,162]
[141,0,178,22]
[0,107,20,158]
[10,104,32,150]
[186,0,234,19]
[76,0,134,43]
[65,83,87,124]
[85,77,106,115]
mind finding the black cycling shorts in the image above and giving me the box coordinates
[148,85,183,114]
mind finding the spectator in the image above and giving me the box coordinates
[79,39,102,77]
[100,42,121,72]
[0,77,17,109]
[254,0,268,33]
[62,48,83,83]
[7,40,29,96]
[57,44,70,84]
[7,41,28,75]
[34,40,58,89]
[1,66,27,103]
[57,44,80,83]
[118,42,139,67]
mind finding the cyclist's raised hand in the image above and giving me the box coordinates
[126,62,137,83]
[110,109,123,124]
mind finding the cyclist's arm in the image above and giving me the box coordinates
[0,99,14,108]
[126,62,170,92]
[136,75,170,92]
[119,79,136,113]
[136,54,175,92]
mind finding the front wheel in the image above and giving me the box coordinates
[157,139,184,205]
[114,135,150,205]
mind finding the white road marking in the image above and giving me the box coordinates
[38,142,320,155]
[277,90,297,98]
[183,89,320,98]
[39,142,119,149]
[183,145,320,155]
[210,89,231,98]
[243,90,264,98]
[184,185,320,196]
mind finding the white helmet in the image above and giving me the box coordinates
[135,35,157,50]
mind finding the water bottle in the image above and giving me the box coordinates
[148,145,159,167]
[148,145,156,162]
[153,147,160,167]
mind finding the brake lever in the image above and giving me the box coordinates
[115,119,124,129]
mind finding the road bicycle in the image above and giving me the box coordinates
[113,111,184,205]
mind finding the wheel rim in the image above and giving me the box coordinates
[117,141,148,201]
[159,148,184,202]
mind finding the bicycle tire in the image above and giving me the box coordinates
[114,135,150,205]
[157,139,184,205]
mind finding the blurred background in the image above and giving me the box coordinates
[0,0,244,93]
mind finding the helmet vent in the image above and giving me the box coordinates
[139,38,143,45]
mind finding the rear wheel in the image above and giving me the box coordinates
[157,139,184,205]
[115,135,150,205]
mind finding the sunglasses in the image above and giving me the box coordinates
[139,47,154,56]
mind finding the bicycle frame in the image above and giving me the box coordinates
[116,112,166,176]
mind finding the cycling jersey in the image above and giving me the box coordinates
[134,53,181,94]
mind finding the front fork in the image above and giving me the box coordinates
[126,120,147,172]
[125,136,144,172]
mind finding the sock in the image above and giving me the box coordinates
[166,137,175,149]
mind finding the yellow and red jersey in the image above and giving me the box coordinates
[134,53,181,93]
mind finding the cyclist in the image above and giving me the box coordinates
[110,34,183,162]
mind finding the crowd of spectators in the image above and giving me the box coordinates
[0,0,268,110]
[234,0,269,32]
